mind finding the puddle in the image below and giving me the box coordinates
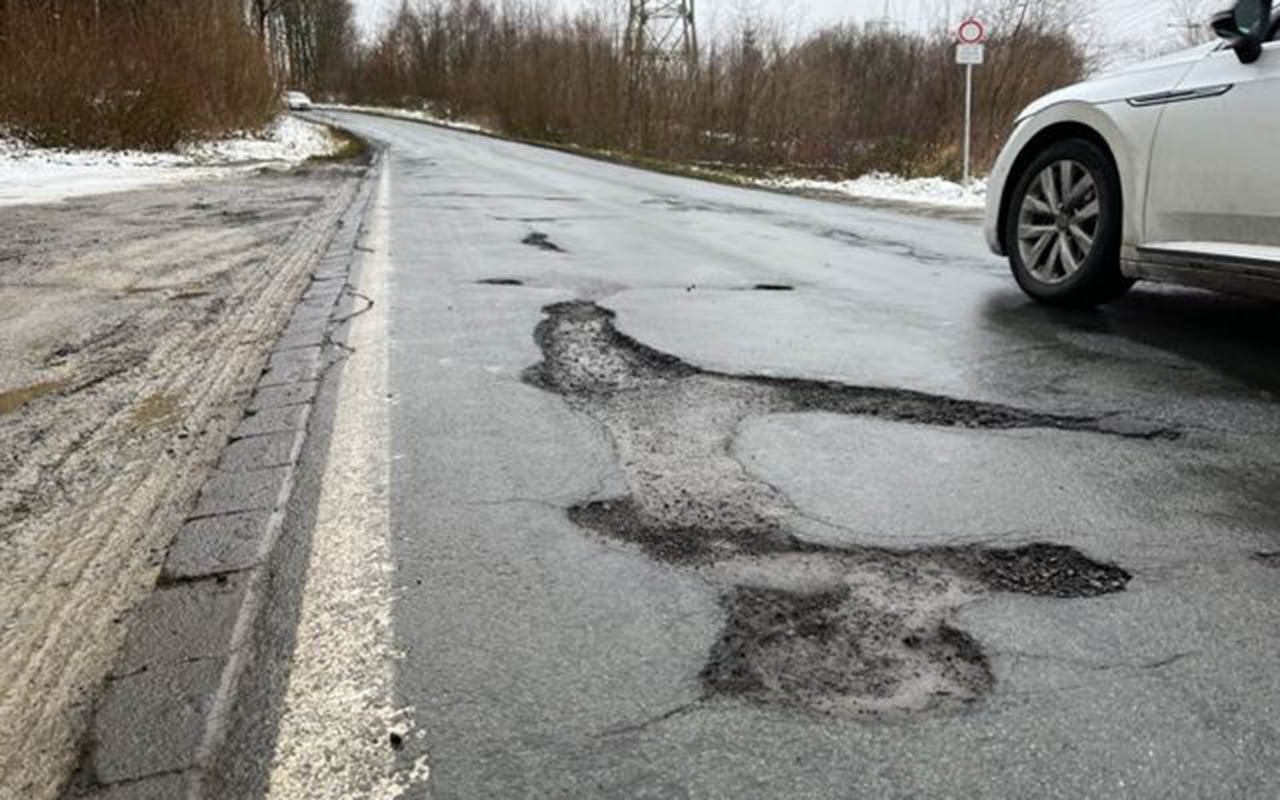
[129,391,181,430]
[0,378,69,416]
[524,300,1140,717]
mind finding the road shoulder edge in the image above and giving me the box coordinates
[312,104,983,223]
[70,145,385,800]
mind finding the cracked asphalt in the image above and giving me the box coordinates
[236,111,1280,798]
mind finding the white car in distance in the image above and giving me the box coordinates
[985,0,1279,305]
[285,91,313,111]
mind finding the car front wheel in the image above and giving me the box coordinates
[1004,138,1133,306]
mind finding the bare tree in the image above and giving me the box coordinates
[1170,0,1216,46]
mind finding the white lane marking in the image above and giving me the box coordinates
[266,167,430,798]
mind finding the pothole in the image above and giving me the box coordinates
[1252,551,1280,568]
[521,232,566,252]
[945,542,1130,598]
[752,283,794,291]
[476,278,525,286]
[524,300,1141,718]
[569,498,1131,599]
[524,301,1178,439]
[703,587,992,716]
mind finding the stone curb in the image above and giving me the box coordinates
[78,148,384,800]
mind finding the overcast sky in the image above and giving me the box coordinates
[355,0,991,35]
[352,0,1194,52]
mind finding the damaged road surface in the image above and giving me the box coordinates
[232,111,1280,799]
[528,300,1133,716]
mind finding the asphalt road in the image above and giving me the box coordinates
[237,111,1280,799]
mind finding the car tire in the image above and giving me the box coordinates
[1003,138,1133,307]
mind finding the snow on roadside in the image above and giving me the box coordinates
[184,115,336,164]
[0,116,338,207]
[315,102,492,135]
[761,172,987,211]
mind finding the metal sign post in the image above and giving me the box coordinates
[955,19,985,185]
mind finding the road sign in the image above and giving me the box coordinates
[957,17,986,43]
[954,23,986,186]
[956,43,985,65]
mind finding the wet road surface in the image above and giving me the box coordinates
[242,111,1280,798]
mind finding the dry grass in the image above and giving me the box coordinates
[308,124,368,163]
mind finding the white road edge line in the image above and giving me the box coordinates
[265,166,430,798]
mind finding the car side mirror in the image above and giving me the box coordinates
[1212,0,1272,63]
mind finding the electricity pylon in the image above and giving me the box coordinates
[625,0,698,71]
[868,0,899,33]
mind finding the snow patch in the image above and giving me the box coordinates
[183,115,336,164]
[761,172,987,211]
[0,116,339,207]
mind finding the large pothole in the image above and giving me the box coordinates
[521,299,1139,717]
[703,587,993,716]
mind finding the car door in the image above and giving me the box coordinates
[1142,27,1280,263]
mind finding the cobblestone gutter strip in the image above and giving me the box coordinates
[71,154,383,800]
[2,170,373,799]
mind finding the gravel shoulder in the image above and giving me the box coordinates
[0,162,368,797]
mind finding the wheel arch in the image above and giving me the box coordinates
[997,121,1122,255]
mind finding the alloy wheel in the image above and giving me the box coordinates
[1015,159,1100,284]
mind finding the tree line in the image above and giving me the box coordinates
[0,0,1087,177]
[306,0,1087,177]
[0,0,355,148]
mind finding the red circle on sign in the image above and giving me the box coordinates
[957,18,985,44]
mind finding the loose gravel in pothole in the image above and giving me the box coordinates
[521,231,566,252]
[703,587,992,715]
[521,299,1137,717]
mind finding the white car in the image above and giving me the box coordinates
[985,0,1279,305]
[285,91,313,111]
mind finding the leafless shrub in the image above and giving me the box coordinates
[330,0,1088,177]
[0,0,278,150]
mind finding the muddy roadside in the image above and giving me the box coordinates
[0,161,369,797]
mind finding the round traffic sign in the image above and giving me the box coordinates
[957,18,985,44]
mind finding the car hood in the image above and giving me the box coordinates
[1015,41,1219,122]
